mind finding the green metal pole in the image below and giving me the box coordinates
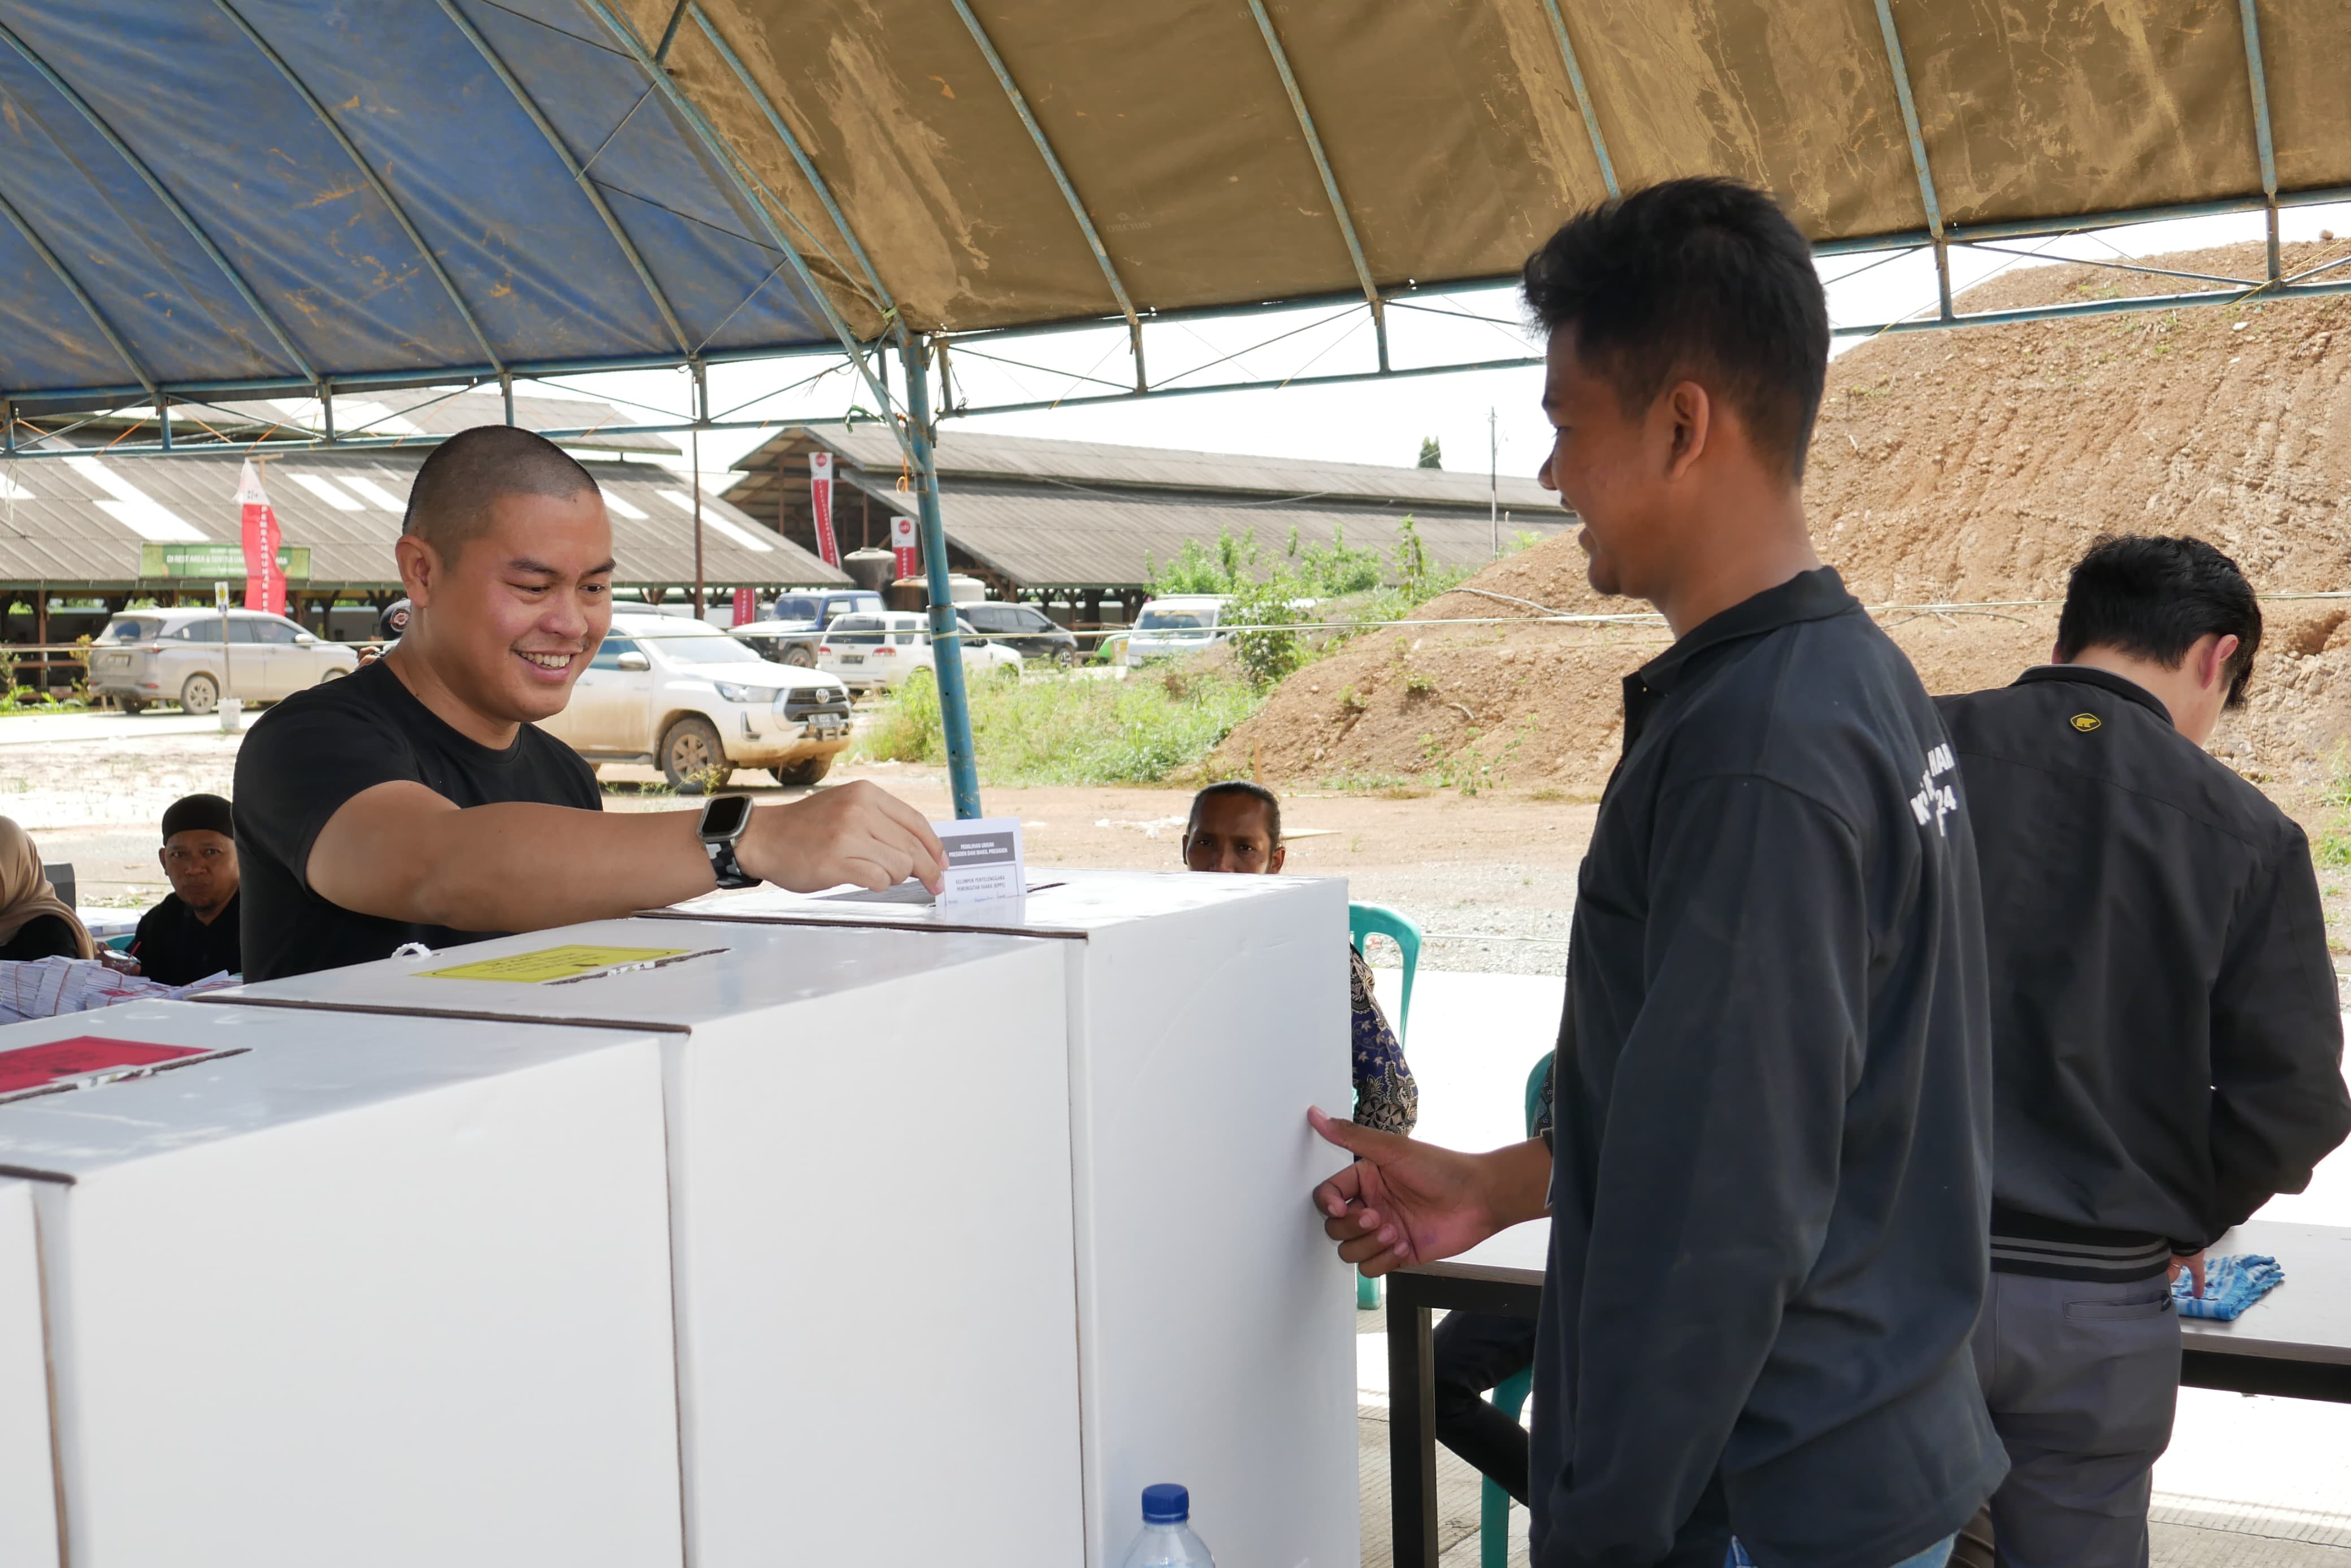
[900,336,982,819]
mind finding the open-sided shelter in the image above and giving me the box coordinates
[1,0,2342,810]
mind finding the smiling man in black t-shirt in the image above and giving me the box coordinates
[235,425,943,981]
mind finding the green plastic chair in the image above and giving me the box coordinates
[1348,903,1421,1042]
[1349,904,1422,1310]
[102,932,134,953]
[1478,1051,1554,1568]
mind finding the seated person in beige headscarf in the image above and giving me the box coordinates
[0,817,93,962]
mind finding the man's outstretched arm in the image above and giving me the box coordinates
[307,779,944,933]
[1309,1108,1553,1274]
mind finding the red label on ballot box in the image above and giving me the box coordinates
[0,1037,211,1097]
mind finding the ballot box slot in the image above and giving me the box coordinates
[189,993,694,1031]
[817,879,1068,906]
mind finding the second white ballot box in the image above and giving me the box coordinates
[216,919,1087,1568]
[0,1175,59,1568]
[0,1001,683,1568]
[653,868,1361,1568]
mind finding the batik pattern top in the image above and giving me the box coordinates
[1351,945,1418,1135]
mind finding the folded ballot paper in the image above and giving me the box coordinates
[0,955,238,1026]
[2174,1253,2285,1321]
[932,817,1026,907]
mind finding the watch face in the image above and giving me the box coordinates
[700,793,753,840]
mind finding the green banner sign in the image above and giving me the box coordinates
[140,544,311,580]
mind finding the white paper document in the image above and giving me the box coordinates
[932,817,1026,907]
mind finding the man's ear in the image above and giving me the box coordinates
[157,847,168,874]
[1268,844,1287,874]
[2202,632,2241,692]
[2049,640,2066,665]
[393,534,441,607]
[1663,380,1711,478]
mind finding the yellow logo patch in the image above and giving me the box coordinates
[2070,713,2102,732]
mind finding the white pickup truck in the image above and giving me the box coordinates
[539,612,854,789]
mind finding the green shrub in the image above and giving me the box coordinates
[857,666,1262,786]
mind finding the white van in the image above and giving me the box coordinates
[87,609,358,714]
[1124,595,1234,666]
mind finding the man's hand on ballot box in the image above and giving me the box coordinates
[740,780,946,894]
[1308,1107,1553,1276]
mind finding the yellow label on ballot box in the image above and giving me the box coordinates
[419,945,693,984]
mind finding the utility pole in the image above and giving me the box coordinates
[1488,406,1499,558]
[689,364,706,618]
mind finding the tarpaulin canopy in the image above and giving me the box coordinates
[3,1,2345,416]
[661,0,2346,336]
[0,0,849,412]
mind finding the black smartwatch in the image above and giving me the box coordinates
[697,794,759,889]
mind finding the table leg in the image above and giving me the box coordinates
[1387,1273,1440,1568]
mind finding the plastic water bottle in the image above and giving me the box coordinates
[1118,1483,1216,1567]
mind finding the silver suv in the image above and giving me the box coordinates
[88,609,359,714]
[538,612,854,789]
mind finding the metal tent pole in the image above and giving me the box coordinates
[900,336,981,819]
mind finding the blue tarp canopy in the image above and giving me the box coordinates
[0,0,844,412]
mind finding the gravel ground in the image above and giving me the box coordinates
[1,724,2344,998]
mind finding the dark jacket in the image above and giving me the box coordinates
[1533,568,2003,1568]
[1937,667,2350,1276]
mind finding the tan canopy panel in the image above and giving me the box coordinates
[641,0,2350,340]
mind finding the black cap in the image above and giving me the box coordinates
[162,793,235,842]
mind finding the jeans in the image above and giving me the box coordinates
[1728,1535,1955,1568]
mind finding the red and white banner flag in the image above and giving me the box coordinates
[890,511,919,581]
[236,459,285,615]
[808,451,840,567]
[731,586,756,627]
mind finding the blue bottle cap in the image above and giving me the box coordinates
[1140,1483,1190,1524]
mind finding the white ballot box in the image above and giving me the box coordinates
[0,1175,59,1568]
[217,919,1085,1568]
[652,868,1360,1568]
[0,1001,681,1568]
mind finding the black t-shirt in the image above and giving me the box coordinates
[235,659,600,980]
[129,890,244,985]
[0,913,83,962]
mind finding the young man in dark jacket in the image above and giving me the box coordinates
[1309,177,2003,1568]
[1938,536,2351,1568]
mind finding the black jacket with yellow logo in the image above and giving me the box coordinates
[1937,666,2350,1276]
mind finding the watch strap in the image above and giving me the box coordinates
[704,836,758,891]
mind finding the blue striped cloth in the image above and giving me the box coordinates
[2174,1253,2284,1321]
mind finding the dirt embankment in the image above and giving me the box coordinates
[1213,238,2351,802]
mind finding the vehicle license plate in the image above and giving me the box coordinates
[838,654,862,664]
[809,716,842,735]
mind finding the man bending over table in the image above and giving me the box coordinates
[236,425,942,981]
[1941,535,2350,1568]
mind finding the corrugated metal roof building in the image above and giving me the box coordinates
[726,424,1571,615]
[0,391,845,652]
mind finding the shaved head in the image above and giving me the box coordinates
[402,424,602,561]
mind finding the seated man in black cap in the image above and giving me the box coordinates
[127,793,243,983]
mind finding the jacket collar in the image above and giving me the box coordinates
[2012,663,2172,726]
[1636,566,1859,696]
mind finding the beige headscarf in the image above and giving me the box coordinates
[0,817,93,958]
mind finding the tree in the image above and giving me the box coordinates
[1417,437,1443,469]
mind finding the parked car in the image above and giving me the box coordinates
[816,612,1024,693]
[87,609,359,714]
[537,612,854,789]
[1124,595,1234,666]
[959,601,1080,666]
[733,589,888,666]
